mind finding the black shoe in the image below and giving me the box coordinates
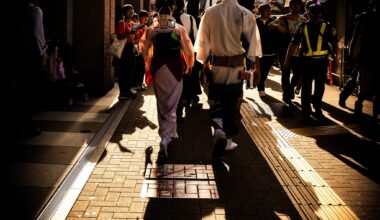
[156,152,167,164]
[354,101,363,116]
[212,138,227,159]
[339,99,346,108]
[301,116,312,124]
[312,111,325,121]
[290,92,295,100]
[282,97,292,105]
[339,94,347,108]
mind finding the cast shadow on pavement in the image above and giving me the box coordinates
[142,99,303,219]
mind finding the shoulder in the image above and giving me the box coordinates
[29,5,43,16]
[180,13,191,18]
[175,23,187,33]
[239,5,254,18]
[299,15,307,22]
[180,13,194,22]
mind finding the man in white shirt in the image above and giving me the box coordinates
[194,0,262,159]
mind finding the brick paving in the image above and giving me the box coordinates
[66,67,379,219]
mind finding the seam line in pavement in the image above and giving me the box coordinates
[37,100,131,220]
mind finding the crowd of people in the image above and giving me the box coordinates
[133,0,377,161]
[9,0,377,161]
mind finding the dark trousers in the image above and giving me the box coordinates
[208,83,243,136]
[176,58,202,117]
[117,43,136,95]
[133,54,145,87]
[257,55,275,91]
[279,55,303,100]
[13,50,46,134]
[301,57,328,117]
[340,67,359,102]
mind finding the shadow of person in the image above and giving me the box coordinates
[143,99,302,219]
[144,146,153,176]
[245,84,380,210]
[108,93,158,156]
[321,100,380,141]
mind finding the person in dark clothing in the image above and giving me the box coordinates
[10,0,48,139]
[256,3,277,97]
[186,0,200,26]
[174,0,201,120]
[132,10,150,92]
[348,0,378,122]
[284,4,338,122]
[269,0,306,104]
[339,66,359,108]
[115,4,137,99]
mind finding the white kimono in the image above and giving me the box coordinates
[194,0,262,85]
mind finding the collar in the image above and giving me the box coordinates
[221,0,238,5]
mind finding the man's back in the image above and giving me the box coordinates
[200,3,252,56]
[350,11,376,65]
[195,0,262,63]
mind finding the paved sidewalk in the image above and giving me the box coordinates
[65,68,379,219]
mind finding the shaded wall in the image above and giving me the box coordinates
[73,0,114,96]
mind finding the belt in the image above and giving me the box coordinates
[211,54,245,67]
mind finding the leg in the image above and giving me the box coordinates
[257,56,275,95]
[301,60,314,120]
[339,67,359,107]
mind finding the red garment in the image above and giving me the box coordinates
[117,20,134,43]
[149,55,187,82]
[145,66,153,86]
[136,25,147,40]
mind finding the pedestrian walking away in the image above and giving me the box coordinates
[139,1,194,161]
[194,0,262,159]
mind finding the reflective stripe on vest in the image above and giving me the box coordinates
[303,22,329,57]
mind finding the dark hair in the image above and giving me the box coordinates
[159,5,172,15]
[139,10,149,18]
[121,4,133,15]
[289,0,303,7]
[308,3,323,16]
[258,3,271,13]
[132,13,138,20]
[156,0,176,12]
[175,0,185,11]
[305,0,316,10]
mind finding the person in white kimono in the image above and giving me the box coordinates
[139,3,194,160]
[194,0,262,159]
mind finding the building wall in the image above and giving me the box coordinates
[73,0,114,96]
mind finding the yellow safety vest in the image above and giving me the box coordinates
[303,22,329,57]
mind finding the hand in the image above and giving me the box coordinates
[203,63,211,75]
[184,67,192,75]
[238,70,252,80]
[252,68,260,87]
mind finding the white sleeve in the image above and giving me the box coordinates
[243,10,262,61]
[194,12,210,64]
